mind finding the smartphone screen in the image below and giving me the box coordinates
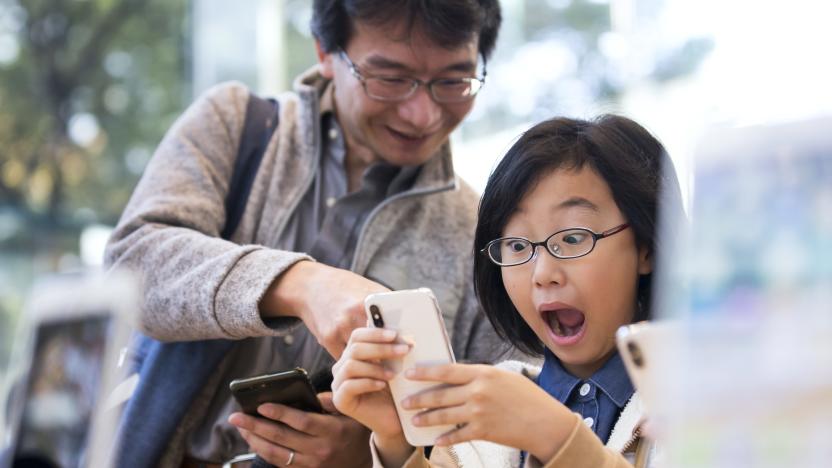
[364,288,456,446]
[230,369,323,416]
[13,314,113,468]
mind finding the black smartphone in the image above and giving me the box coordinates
[229,367,323,415]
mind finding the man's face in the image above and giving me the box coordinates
[318,20,480,167]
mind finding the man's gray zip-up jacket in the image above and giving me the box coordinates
[104,67,513,466]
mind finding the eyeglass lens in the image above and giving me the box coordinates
[364,77,480,102]
[489,229,595,265]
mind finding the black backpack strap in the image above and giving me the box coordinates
[221,94,280,240]
[116,95,281,468]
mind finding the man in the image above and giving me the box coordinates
[105,1,507,467]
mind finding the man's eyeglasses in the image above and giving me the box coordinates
[481,224,630,267]
[338,49,486,103]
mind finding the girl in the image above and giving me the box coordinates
[331,115,684,468]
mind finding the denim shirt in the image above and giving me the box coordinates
[537,349,634,444]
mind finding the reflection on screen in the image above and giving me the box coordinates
[15,315,111,468]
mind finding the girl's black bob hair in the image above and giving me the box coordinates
[473,115,684,356]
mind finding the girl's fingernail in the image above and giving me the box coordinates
[394,344,410,354]
[382,329,396,339]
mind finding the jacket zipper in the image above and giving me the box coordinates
[621,426,642,453]
[447,445,462,466]
[349,179,456,273]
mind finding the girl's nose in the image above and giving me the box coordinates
[532,246,566,287]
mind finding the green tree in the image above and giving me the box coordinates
[0,0,188,229]
[462,0,712,138]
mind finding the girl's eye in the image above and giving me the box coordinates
[508,240,528,252]
[562,232,588,245]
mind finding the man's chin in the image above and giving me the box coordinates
[371,146,434,167]
[378,129,446,162]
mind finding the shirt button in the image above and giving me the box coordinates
[325,197,336,208]
[283,335,294,345]
[584,417,594,428]
[328,127,338,140]
[579,382,591,396]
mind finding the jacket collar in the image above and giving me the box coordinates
[606,392,646,452]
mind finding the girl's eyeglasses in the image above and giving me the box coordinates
[482,224,630,267]
[338,49,486,103]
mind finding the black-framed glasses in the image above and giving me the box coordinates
[481,224,630,267]
[338,49,486,103]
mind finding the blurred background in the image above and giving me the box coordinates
[2,1,832,466]
[1,0,831,406]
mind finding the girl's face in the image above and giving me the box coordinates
[500,166,652,379]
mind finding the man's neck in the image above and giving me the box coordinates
[320,83,375,192]
[335,110,379,192]
[344,146,377,193]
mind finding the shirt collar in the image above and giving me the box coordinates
[588,351,634,408]
[321,112,346,167]
[538,349,634,408]
[537,349,581,404]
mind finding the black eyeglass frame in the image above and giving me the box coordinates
[337,49,487,103]
[481,223,631,267]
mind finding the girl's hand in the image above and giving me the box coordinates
[330,327,409,440]
[402,364,575,463]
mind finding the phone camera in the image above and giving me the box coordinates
[369,305,385,327]
[627,341,645,368]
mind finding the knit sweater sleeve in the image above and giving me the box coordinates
[104,81,310,341]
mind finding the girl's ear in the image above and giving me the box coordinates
[637,245,653,275]
[315,39,335,79]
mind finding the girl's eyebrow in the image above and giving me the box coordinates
[555,197,600,213]
[363,54,477,74]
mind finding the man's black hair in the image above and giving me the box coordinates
[311,0,502,60]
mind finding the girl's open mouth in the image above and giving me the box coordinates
[542,308,587,346]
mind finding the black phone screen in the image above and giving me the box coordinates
[13,314,112,468]
[231,370,323,415]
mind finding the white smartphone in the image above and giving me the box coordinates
[615,320,679,416]
[364,288,456,447]
[2,272,135,468]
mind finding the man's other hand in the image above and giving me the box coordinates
[228,392,371,468]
